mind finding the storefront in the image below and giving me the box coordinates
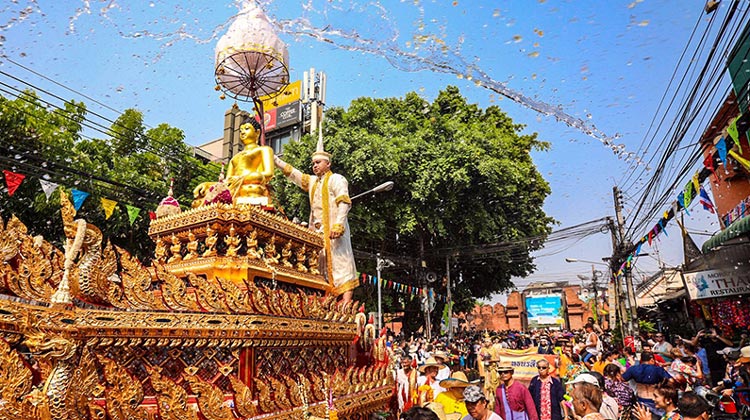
[684,267,750,336]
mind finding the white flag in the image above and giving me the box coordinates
[39,179,59,200]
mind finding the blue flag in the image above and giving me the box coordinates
[71,189,90,212]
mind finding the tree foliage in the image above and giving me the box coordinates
[0,91,219,261]
[272,86,554,328]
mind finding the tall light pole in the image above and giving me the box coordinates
[566,257,615,333]
[376,254,394,331]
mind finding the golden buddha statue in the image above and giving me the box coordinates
[264,234,279,265]
[246,229,260,259]
[295,244,308,273]
[168,233,182,263]
[193,116,275,207]
[203,225,218,258]
[184,230,199,261]
[281,240,293,268]
[225,224,241,257]
[154,236,167,264]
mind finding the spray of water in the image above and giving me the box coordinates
[1,0,646,166]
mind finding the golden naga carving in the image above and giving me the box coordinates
[226,371,257,418]
[158,265,201,311]
[96,354,149,420]
[255,378,278,413]
[149,367,200,420]
[24,331,80,420]
[269,375,292,410]
[187,273,230,313]
[183,367,235,420]
[0,338,38,420]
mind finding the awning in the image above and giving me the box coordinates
[702,215,750,253]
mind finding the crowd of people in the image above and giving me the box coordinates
[389,320,750,420]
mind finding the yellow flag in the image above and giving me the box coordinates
[100,197,118,220]
[692,172,700,197]
[729,149,750,171]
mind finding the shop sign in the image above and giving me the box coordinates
[684,268,750,300]
[259,80,302,111]
[254,108,277,131]
[275,101,301,129]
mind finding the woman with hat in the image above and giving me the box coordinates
[418,357,447,405]
[435,371,472,420]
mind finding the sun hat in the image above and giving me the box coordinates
[423,401,447,420]
[717,347,740,355]
[418,357,446,373]
[433,350,449,361]
[496,360,514,372]
[568,373,600,388]
[737,346,750,364]
[463,385,487,403]
[439,371,471,389]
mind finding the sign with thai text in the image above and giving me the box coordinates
[493,348,556,385]
[684,268,750,300]
[259,80,302,111]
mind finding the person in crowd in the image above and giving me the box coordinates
[434,350,453,381]
[676,391,711,420]
[623,346,637,369]
[582,324,600,369]
[633,379,682,420]
[622,352,672,417]
[557,341,574,380]
[400,406,441,420]
[717,346,740,383]
[568,373,605,420]
[435,371,471,420]
[464,385,502,420]
[493,361,538,420]
[418,357,447,405]
[528,359,565,420]
[650,333,674,364]
[722,345,750,409]
[685,327,733,385]
[592,351,618,375]
[603,362,635,410]
[585,371,618,420]
[668,355,703,387]
[396,354,418,415]
[537,336,555,355]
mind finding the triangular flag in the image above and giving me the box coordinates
[39,179,59,200]
[126,204,141,225]
[70,189,90,212]
[692,172,700,197]
[716,137,728,168]
[683,181,694,208]
[658,219,668,237]
[635,242,643,257]
[3,170,25,197]
[728,115,741,153]
[678,192,690,216]
[729,149,750,172]
[703,153,718,183]
[648,231,653,246]
[100,198,118,220]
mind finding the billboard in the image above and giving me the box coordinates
[684,268,750,300]
[259,80,302,111]
[525,295,564,329]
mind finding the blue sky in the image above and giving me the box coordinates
[0,1,730,302]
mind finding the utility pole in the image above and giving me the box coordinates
[606,217,626,341]
[613,186,637,336]
[591,264,599,325]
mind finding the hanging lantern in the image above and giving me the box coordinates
[214,1,289,101]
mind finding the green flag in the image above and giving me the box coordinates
[728,115,742,154]
[126,205,140,225]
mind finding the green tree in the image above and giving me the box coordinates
[272,86,554,335]
[0,91,219,261]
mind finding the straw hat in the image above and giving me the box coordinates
[496,360,514,372]
[433,350,450,361]
[418,357,446,373]
[737,346,750,364]
[423,401,447,420]
[439,371,471,389]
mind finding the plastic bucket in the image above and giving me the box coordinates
[720,395,737,414]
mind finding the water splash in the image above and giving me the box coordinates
[1,0,647,165]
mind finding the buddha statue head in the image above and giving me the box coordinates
[239,116,261,146]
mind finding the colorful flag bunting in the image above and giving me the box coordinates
[729,149,750,172]
[678,192,690,216]
[70,189,90,212]
[2,170,25,197]
[101,198,118,220]
[39,179,59,200]
[728,115,741,153]
[683,180,694,208]
[716,137,728,169]
[658,219,667,237]
[698,186,715,214]
[703,154,718,183]
[691,172,700,197]
[126,205,140,225]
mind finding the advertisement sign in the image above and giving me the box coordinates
[525,295,564,329]
[275,101,301,129]
[259,80,302,111]
[684,269,750,300]
[492,348,556,385]
[254,108,277,131]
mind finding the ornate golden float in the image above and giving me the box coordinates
[0,192,392,420]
